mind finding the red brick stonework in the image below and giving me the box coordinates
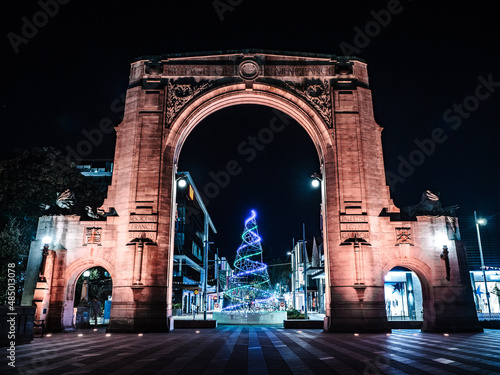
[22,50,481,333]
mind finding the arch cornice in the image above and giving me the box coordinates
[165,82,333,165]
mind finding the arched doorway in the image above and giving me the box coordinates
[174,104,322,321]
[73,266,113,327]
[62,258,115,331]
[162,84,333,322]
[384,266,423,322]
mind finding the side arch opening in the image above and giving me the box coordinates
[73,266,113,328]
[384,266,423,322]
[61,258,115,331]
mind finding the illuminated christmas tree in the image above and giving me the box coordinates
[224,210,274,311]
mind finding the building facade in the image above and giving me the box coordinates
[288,237,325,314]
[173,172,216,316]
[22,50,480,332]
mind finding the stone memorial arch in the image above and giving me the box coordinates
[22,50,481,333]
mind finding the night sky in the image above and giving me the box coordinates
[2,1,499,263]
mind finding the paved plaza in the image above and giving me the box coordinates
[2,327,500,375]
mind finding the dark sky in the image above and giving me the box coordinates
[2,1,499,262]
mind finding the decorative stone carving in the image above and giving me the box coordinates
[446,216,461,240]
[396,227,412,245]
[401,190,459,219]
[335,62,353,75]
[238,60,260,80]
[284,79,332,127]
[84,227,102,245]
[145,61,163,75]
[166,79,214,126]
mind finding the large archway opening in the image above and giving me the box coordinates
[173,103,323,321]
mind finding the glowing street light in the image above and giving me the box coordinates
[176,173,188,188]
[474,211,491,320]
[477,218,487,226]
[311,173,322,188]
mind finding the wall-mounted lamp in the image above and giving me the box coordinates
[311,173,322,188]
[440,244,450,281]
[42,236,52,246]
[176,174,188,188]
[39,236,52,282]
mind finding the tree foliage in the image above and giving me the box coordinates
[0,218,28,303]
[0,147,104,220]
[0,147,105,305]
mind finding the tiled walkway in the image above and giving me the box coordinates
[2,327,500,374]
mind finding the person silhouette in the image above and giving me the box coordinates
[91,297,101,326]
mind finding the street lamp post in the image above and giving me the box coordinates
[302,223,308,320]
[203,222,214,321]
[290,254,295,309]
[216,249,220,307]
[474,211,492,320]
[287,239,296,310]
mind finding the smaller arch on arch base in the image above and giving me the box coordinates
[382,260,429,329]
[381,257,482,333]
[59,257,115,332]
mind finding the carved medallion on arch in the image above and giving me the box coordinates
[238,60,260,80]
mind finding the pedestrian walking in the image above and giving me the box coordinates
[91,297,101,326]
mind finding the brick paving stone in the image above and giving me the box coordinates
[1,327,499,375]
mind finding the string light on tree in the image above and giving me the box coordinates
[224,210,275,311]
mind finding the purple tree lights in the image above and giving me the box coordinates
[224,210,275,311]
